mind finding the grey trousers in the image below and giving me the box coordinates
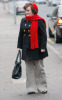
[25,57,47,93]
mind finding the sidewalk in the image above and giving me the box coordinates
[0,3,26,98]
[0,3,62,100]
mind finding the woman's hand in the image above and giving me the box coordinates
[17,48,22,51]
[41,49,45,52]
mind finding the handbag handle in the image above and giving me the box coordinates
[15,50,21,63]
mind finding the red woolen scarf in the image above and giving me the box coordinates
[25,14,46,49]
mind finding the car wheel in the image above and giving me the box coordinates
[49,27,54,38]
[54,31,61,43]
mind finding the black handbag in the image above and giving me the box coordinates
[12,50,22,79]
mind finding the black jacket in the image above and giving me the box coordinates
[17,18,48,61]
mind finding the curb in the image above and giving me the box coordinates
[47,43,62,60]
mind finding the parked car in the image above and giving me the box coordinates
[3,0,8,3]
[29,0,35,2]
[47,5,62,43]
[16,0,29,15]
[35,0,46,4]
[47,0,61,6]
[51,0,61,6]
[47,0,52,6]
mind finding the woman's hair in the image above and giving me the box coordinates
[23,3,38,14]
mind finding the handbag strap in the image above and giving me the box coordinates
[15,50,21,63]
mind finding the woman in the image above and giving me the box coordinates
[17,2,48,94]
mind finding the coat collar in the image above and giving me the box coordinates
[22,18,26,22]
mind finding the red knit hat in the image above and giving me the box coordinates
[30,2,38,13]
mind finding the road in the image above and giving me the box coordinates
[38,4,62,59]
[0,2,62,100]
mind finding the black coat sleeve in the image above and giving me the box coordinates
[17,19,23,49]
[38,19,47,50]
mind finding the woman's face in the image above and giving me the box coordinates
[25,6,34,16]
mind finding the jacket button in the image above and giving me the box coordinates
[25,24,26,26]
[28,34,30,37]
[24,34,26,36]
[24,29,25,32]
[28,30,30,32]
